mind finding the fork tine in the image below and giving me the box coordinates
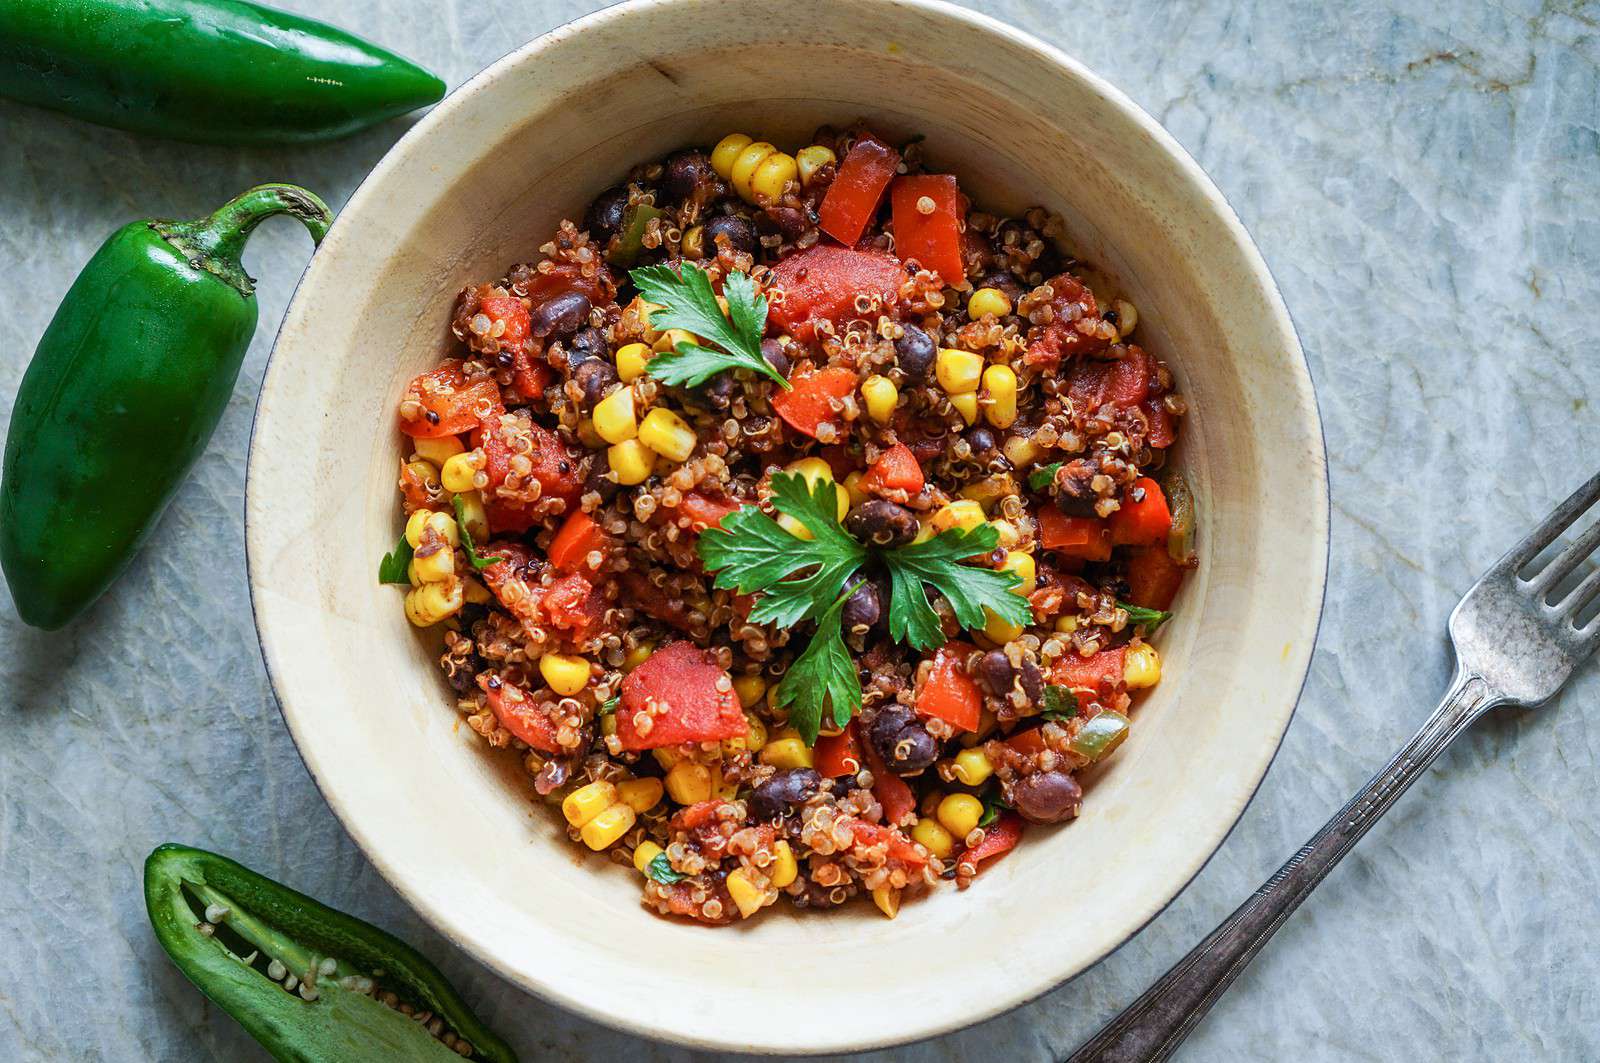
[1558,565,1600,618]
[1530,514,1600,595]
[1500,470,1600,573]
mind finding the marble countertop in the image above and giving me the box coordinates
[3,1,1598,1059]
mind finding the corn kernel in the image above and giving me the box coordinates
[652,747,678,771]
[991,519,1022,549]
[784,456,835,486]
[1055,615,1079,634]
[439,452,481,494]
[633,841,665,875]
[968,286,1013,320]
[652,327,699,354]
[937,794,984,840]
[710,133,753,179]
[733,674,767,708]
[454,491,488,543]
[623,640,655,671]
[936,348,983,394]
[982,364,1018,429]
[413,435,464,465]
[405,509,458,549]
[412,542,455,583]
[1002,433,1041,468]
[860,374,899,424]
[592,386,638,444]
[983,608,1024,645]
[404,579,463,627]
[617,776,664,813]
[580,802,636,851]
[750,151,798,203]
[665,761,714,804]
[616,342,651,383]
[1113,297,1138,337]
[726,866,767,918]
[843,470,868,507]
[714,773,741,800]
[608,439,656,485]
[932,499,986,534]
[681,224,706,260]
[950,391,979,425]
[638,408,696,463]
[729,141,777,201]
[601,713,618,737]
[769,840,798,888]
[562,781,617,827]
[960,474,1015,510]
[872,885,901,918]
[406,559,421,587]
[952,748,994,786]
[462,576,491,605]
[795,144,837,186]
[402,459,442,502]
[539,653,591,696]
[912,517,937,544]
[1001,550,1037,593]
[1124,642,1162,689]
[760,738,814,771]
[911,818,955,859]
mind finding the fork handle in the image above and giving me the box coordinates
[1064,669,1500,1063]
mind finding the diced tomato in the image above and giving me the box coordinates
[676,490,740,533]
[1144,395,1176,448]
[916,643,982,732]
[817,134,901,247]
[478,293,530,350]
[673,800,724,832]
[398,360,501,438]
[859,727,917,827]
[1052,646,1127,698]
[619,571,695,633]
[1125,544,1186,611]
[1005,727,1047,757]
[814,722,863,779]
[398,458,443,511]
[616,641,747,750]
[1023,275,1114,367]
[480,545,604,642]
[511,356,553,402]
[859,442,924,495]
[548,510,607,573]
[474,411,582,531]
[771,365,859,439]
[962,812,1024,871]
[1109,477,1172,546]
[890,174,965,286]
[845,820,928,870]
[543,573,603,637]
[479,543,543,634]
[767,246,905,343]
[1037,507,1113,562]
[476,673,562,753]
[518,261,615,308]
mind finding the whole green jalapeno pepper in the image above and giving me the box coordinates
[0,184,332,629]
[144,844,518,1062]
[0,0,445,144]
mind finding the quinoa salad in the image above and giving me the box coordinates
[381,126,1197,925]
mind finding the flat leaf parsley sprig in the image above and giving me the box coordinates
[697,471,1033,742]
[629,261,790,390]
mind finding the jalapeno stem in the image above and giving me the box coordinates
[155,183,334,297]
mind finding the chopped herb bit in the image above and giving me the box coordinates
[1027,462,1062,492]
[1041,685,1078,722]
[629,262,788,389]
[978,785,1010,828]
[453,495,506,571]
[1119,602,1172,631]
[644,852,685,885]
[600,696,619,715]
[377,535,413,585]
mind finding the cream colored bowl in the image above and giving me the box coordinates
[246,0,1328,1052]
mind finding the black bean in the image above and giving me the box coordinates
[582,457,618,502]
[663,151,713,202]
[1012,770,1083,824]
[760,338,790,378]
[844,500,919,548]
[763,205,809,239]
[977,650,1015,696]
[895,323,936,382]
[530,292,591,338]
[568,327,607,366]
[966,426,998,455]
[841,577,881,632]
[572,360,618,410]
[702,372,735,409]
[703,214,757,255]
[978,270,1026,302]
[867,706,938,775]
[1019,659,1044,704]
[583,187,629,241]
[749,768,821,821]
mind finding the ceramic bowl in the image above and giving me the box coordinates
[246,0,1327,1052]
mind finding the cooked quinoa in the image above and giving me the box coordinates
[387,126,1197,925]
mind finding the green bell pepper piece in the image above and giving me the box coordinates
[0,0,445,144]
[1068,711,1130,762]
[607,202,665,267]
[144,844,518,1063]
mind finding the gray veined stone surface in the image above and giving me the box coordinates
[1,1,1597,1060]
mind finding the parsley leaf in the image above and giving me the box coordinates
[1041,685,1078,722]
[697,472,866,628]
[1027,462,1062,492]
[1119,602,1172,631]
[453,495,506,571]
[644,852,686,885]
[377,535,413,585]
[978,786,1011,828]
[881,523,1032,652]
[773,591,861,744]
[630,263,789,390]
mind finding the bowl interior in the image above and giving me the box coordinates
[247,0,1327,1052]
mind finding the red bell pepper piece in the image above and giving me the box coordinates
[859,442,924,495]
[962,812,1024,871]
[476,673,562,753]
[767,246,904,343]
[817,134,900,246]
[890,174,965,286]
[771,365,859,439]
[616,641,747,750]
[814,722,863,779]
[398,360,501,439]
[1125,544,1186,610]
[676,490,740,533]
[1037,507,1113,562]
[1005,727,1047,757]
[547,510,606,573]
[858,725,917,827]
[1053,646,1127,698]
[916,643,982,732]
[1109,477,1172,546]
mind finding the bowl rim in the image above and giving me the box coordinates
[245,0,1330,1052]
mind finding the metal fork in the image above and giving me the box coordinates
[1066,471,1600,1063]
